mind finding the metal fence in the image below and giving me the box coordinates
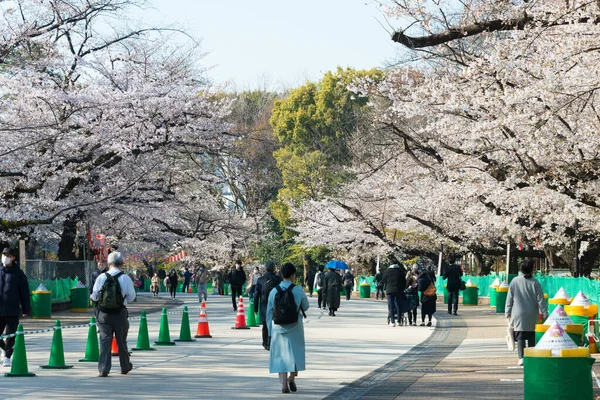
[25,260,96,287]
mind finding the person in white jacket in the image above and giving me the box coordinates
[313,266,326,310]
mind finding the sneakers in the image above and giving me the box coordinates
[517,358,523,366]
[3,356,11,367]
[388,322,396,327]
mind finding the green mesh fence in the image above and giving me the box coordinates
[29,278,79,303]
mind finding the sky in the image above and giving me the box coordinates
[144,0,403,91]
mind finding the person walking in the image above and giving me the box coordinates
[90,262,106,296]
[194,264,210,303]
[246,266,261,300]
[314,266,326,310]
[150,273,160,297]
[181,267,192,293]
[417,268,437,326]
[266,263,309,393]
[305,268,315,297]
[443,258,463,316]
[0,247,30,367]
[217,269,225,295]
[343,269,355,301]
[505,259,548,366]
[374,269,385,300]
[254,261,282,351]
[324,267,342,316]
[91,252,135,377]
[405,266,419,326]
[167,269,178,300]
[229,261,247,311]
[382,264,406,327]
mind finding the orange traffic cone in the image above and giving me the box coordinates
[194,302,212,338]
[111,336,118,356]
[232,296,250,330]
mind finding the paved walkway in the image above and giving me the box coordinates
[3,294,600,399]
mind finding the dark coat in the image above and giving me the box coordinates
[324,270,341,310]
[343,272,354,288]
[443,264,463,292]
[417,271,437,315]
[254,271,282,321]
[229,268,246,288]
[90,268,103,294]
[0,265,31,316]
[305,271,315,288]
[168,273,178,288]
[382,266,406,295]
[374,272,383,288]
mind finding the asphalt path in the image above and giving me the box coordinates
[0,292,434,399]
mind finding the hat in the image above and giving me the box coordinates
[2,247,13,255]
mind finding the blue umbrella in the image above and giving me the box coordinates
[325,259,348,270]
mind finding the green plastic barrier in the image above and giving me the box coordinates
[359,285,370,298]
[443,285,448,304]
[70,287,89,312]
[490,287,497,308]
[463,287,478,305]
[224,284,230,295]
[31,290,52,319]
[358,276,376,292]
[496,289,508,313]
[524,356,594,400]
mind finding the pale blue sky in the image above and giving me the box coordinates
[145,0,402,90]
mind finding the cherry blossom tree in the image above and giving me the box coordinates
[293,1,600,275]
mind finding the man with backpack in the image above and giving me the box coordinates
[91,251,136,377]
[254,261,281,351]
[266,263,309,393]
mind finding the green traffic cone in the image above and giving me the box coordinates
[132,311,156,351]
[175,306,195,342]
[79,317,99,362]
[5,324,35,377]
[40,320,73,369]
[154,308,175,346]
[247,299,257,327]
[255,302,262,325]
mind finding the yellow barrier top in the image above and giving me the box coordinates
[496,287,509,293]
[32,290,51,294]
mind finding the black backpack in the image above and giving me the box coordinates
[262,275,281,305]
[99,272,125,313]
[273,284,305,325]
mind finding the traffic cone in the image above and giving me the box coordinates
[255,301,262,325]
[132,311,156,351]
[154,307,176,345]
[194,302,212,338]
[232,296,250,329]
[40,320,73,369]
[111,336,119,356]
[175,306,195,342]
[188,287,192,293]
[79,317,99,362]
[247,298,257,327]
[4,324,36,377]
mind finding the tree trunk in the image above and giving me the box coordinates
[472,252,493,276]
[57,214,81,261]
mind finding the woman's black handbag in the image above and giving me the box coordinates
[459,280,466,291]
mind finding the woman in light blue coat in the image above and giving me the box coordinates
[267,263,310,393]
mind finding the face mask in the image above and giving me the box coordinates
[2,255,11,266]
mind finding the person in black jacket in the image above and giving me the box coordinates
[374,270,385,300]
[443,259,463,315]
[382,264,406,327]
[254,261,282,350]
[417,269,437,326]
[229,261,247,311]
[0,247,30,367]
[305,269,315,298]
[90,262,106,295]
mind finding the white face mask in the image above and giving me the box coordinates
[2,255,11,266]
